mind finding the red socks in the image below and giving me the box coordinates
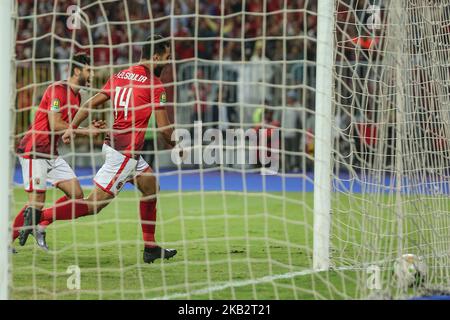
[140,199,157,248]
[40,198,90,224]
[39,195,69,227]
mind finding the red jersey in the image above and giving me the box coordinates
[17,82,81,159]
[101,64,166,158]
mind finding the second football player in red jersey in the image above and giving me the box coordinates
[21,35,178,263]
[12,53,106,252]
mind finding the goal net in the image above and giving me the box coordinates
[6,0,450,300]
[332,0,450,298]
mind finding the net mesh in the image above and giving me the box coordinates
[333,0,450,298]
[9,0,450,300]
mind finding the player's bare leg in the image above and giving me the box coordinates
[135,169,177,263]
[84,185,115,214]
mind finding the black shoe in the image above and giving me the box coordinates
[32,229,49,251]
[19,207,42,246]
[143,246,177,264]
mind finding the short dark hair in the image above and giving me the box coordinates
[70,53,90,76]
[141,35,170,60]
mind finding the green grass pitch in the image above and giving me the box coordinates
[10,188,358,299]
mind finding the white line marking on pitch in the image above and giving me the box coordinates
[152,267,353,300]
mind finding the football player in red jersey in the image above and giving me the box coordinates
[22,35,178,263]
[13,53,106,252]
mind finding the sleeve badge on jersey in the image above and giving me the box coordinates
[50,98,61,112]
[160,91,167,105]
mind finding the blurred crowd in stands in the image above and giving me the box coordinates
[16,0,382,171]
[16,0,318,69]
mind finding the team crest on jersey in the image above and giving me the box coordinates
[34,178,41,185]
[160,91,167,105]
[117,181,124,190]
[51,98,61,112]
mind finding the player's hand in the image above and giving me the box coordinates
[62,128,75,144]
[92,119,107,130]
[87,123,102,137]
[86,119,107,137]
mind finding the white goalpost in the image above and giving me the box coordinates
[313,0,334,272]
[0,0,13,301]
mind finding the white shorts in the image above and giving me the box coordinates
[19,156,77,193]
[93,144,150,196]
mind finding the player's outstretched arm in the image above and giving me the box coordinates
[75,119,107,137]
[63,92,109,144]
[155,109,176,149]
[49,112,105,137]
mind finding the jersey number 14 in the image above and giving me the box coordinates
[114,87,133,120]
